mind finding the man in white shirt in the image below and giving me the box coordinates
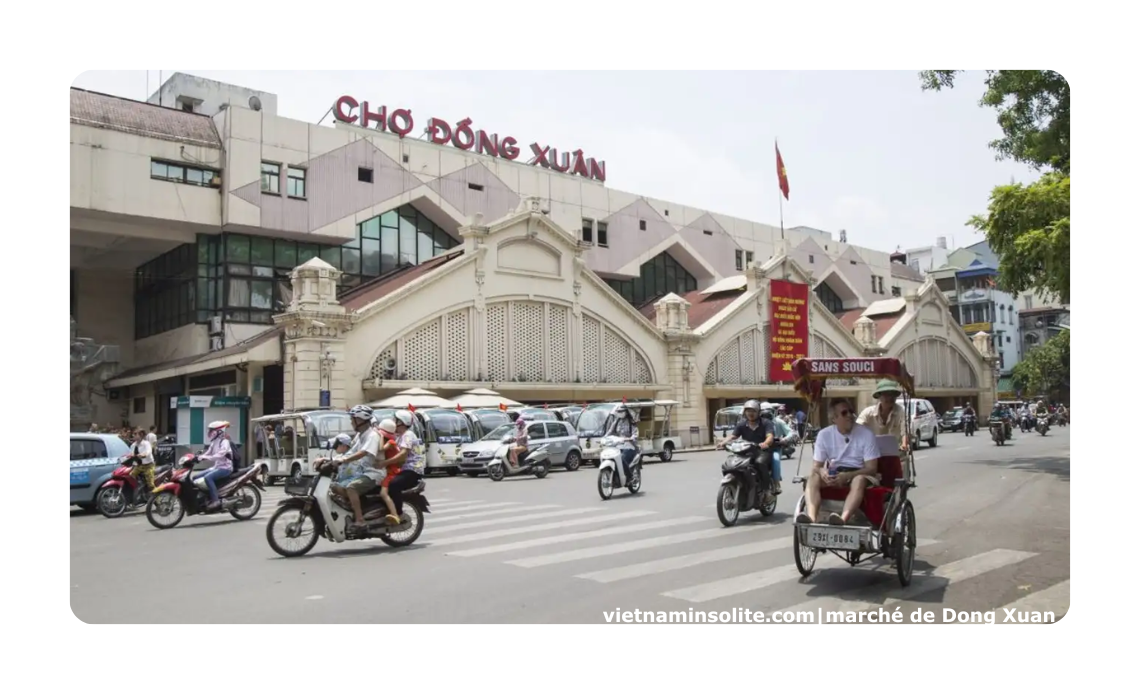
[130,428,157,493]
[796,398,881,526]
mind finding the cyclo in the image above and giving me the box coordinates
[788,357,918,587]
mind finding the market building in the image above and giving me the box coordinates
[71,73,997,444]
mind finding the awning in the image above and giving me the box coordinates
[105,328,281,388]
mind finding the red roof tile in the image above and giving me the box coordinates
[340,250,464,310]
[70,88,221,148]
[836,307,904,339]
[639,288,744,330]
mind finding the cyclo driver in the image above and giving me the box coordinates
[717,399,775,494]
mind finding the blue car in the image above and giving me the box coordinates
[70,433,132,510]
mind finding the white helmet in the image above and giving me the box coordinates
[349,404,374,421]
[207,420,230,441]
[743,400,762,414]
[394,410,414,428]
[332,433,354,448]
[377,418,398,435]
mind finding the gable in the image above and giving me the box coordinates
[496,237,562,277]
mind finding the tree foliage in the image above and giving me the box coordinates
[920,70,1070,303]
[1010,330,1069,398]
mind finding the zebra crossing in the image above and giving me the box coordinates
[422,496,1067,622]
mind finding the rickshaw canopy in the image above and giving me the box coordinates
[790,357,915,404]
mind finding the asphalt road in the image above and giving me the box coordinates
[70,425,1070,624]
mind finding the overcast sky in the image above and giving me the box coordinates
[73,70,1038,254]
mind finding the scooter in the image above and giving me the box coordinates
[716,440,777,526]
[597,436,642,500]
[1020,413,1033,433]
[265,462,430,557]
[487,436,553,481]
[1035,415,1050,436]
[95,457,173,518]
[962,413,976,436]
[145,454,264,529]
[990,419,1007,446]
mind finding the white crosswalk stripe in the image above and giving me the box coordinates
[431,502,522,514]
[508,524,773,569]
[430,505,561,524]
[429,510,657,547]
[427,508,595,533]
[446,517,709,557]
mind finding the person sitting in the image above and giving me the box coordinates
[602,404,640,479]
[129,427,157,495]
[717,399,774,493]
[375,419,404,525]
[509,415,531,468]
[197,421,235,511]
[331,405,385,530]
[797,399,880,526]
[1035,400,1049,418]
[857,379,910,453]
[762,406,788,494]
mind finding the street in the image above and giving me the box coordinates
[70,426,1070,624]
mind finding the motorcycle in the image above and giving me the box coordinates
[265,462,430,557]
[487,436,553,481]
[1020,413,1033,433]
[1056,412,1068,427]
[95,457,173,518]
[962,413,976,436]
[597,436,642,500]
[1035,415,1050,436]
[990,419,1008,446]
[145,454,264,529]
[716,440,777,526]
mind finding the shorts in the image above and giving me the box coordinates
[381,467,401,489]
[345,476,378,494]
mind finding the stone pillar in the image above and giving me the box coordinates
[971,331,1000,415]
[274,258,354,411]
[654,293,706,445]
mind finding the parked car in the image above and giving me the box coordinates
[458,420,584,475]
[70,433,132,511]
[941,407,965,433]
[907,398,940,448]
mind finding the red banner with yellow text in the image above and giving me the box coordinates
[769,279,810,382]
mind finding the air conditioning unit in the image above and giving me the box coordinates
[209,335,224,351]
[209,316,223,335]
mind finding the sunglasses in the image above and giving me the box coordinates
[836,409,852,418]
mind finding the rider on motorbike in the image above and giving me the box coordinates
[717,400,774,488]
[197,421,234,511]
[602,403,640,480]
[1035,400,1049,418]
[129,427,157,493]
[509,414,531,468]
[330,405,386,530]
[762,405,788,494]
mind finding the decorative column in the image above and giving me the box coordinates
[971,331,1001,416]
[654,293,705,445]
[273,258,354,411]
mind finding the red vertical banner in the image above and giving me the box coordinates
[769,279,810,382]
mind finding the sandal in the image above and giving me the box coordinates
[828,513,846,526]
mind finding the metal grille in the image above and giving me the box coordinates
[548,305,570,383]
[740,331,756,384]
[445,309,469,380]
[758,326,770,384]
[632,352,651,384]
[719,340,741,384]
[369,345,396,379]
[403,319,441,380]
[486,303,508,381]
[705,358,718,385]
[604,328,629,383]
[583,316,600,382]
[514,302,545,381]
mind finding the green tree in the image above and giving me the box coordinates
[1011,330,1069,398]
[920,70,1070,303]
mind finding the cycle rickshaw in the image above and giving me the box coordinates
[789,357,918,586]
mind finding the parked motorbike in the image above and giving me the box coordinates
[597,436,642,500]
[962,413,976,437]
[716,440,777,526]
[95,457,173,518]
[145,454,264,529]
[1035,415,1050,436]
[487,436,552,481]
[990,419,1008,446]
[265,462,430,557]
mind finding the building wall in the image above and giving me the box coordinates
[73,268,135,367]
[148,72,279,117]
[70,123,222,226]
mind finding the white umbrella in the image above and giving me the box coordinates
[395,387,439,396]
[452,392,524,408]
[369,393,457,408]
[463,388,502,396]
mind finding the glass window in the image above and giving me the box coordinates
[380,225,398,274]
[427,412,472,443]
[227,279,251,307]
[399,215,417,265]
[260,162,280,194]
[342,247,361,274]
[251,280,274,310]
[361,217,380,240]
[417,227,434,264]
[250,237,273,266]
[320,246,341,270]
[527,423,547,440]
[275,240,297,269]
[70,438,109,461]
[362,237,381,276]
[597,222,608,247]
[746,251,754,266]
[252,265,273,278]
[298,243,318,265]
[547,422,569,438]
[380,210,398,228]
[814,282,844,314]
[226,235,249,263]
[735,250,744,271]
[286,167,306,198]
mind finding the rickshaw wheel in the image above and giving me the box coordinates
[794,528,816,576]
[893,500,916,587]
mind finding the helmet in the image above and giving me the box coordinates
[743,399,761,414]
[394,410,414,428]
[759,406,774,420]
[332,433,353,448]
[377,418,398,436]
[612,404,628,416]
[349,405,374,422]
[207,420,230,441]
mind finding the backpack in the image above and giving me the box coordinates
[229,442,243,468]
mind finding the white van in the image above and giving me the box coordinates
[907,398,940,448]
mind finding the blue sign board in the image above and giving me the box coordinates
[320,390,331,407]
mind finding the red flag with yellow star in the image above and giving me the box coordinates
[776,142,790,200]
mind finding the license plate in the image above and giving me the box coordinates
[70,469,90,485]
[806,527,860,550]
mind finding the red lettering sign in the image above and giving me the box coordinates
[331,96,604,182]
[768,279,810,383]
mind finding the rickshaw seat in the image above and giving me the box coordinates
[817,455,902,528]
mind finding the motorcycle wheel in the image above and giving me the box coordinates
[534,464,549,479]
[597,468,615,500]
[145,491,185,529]
[266,506,320,558]
[380,503,425,548]
[627,465,641,494]
[96,486,128,519]
[229,486,262,520]
[488,464,505,482]
[716,483,740,527]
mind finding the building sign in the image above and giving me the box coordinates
[960,288,989,303]
[769,279,809,382]
[171,396,252,409]
[962,322,992,334]
[332,96,606,183]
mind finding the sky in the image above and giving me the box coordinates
[72,70,1040,255]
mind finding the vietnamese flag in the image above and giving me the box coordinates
[776,141,790,200]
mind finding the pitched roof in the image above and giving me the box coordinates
[339,250,464,310]
[835,306,905,339]
[107,327,281,382]
[890,261,925,282]
[639,287,743,330]
[70,88,222,148]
